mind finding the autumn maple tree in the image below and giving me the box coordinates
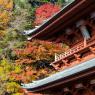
[14,40,67,63]
[0,0,65,94]
[0,58,23,95]
[34,3,60,25]
[13,40,69,83]
[0,0,13,29]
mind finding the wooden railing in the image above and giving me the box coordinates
[54,36,95,62]
[55,42,84,61]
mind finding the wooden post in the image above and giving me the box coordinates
[55,53,58,61]
[76,20,91,47]
[84,37,87,47]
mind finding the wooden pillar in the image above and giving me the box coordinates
[77,20,91,39]
[76,20,91,47]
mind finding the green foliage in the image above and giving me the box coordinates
[0,58,22,95]
[0,1,31,92]
[0,0,13,29]
[14,66,22,74]
[36,0,49,3]
[0,29,26,60]
[12,0,35,31]
[14,0,30,9]
[6,82,20,94]
[12,93,22,95]
[0,0,70,94]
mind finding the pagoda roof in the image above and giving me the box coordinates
[21,0,95,93]
[23,0,95,40]
[22,58,95,92]
[23,0,75,39]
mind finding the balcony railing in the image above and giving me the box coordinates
[53,36,95,65]
[55,42,84,61]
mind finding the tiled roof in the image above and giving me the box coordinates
[23,0,75,39]
[22,58,95,92]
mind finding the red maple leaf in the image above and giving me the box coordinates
[34,3,60,25]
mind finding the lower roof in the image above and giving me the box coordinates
[22,58,95,92]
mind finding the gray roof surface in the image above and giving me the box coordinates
[22,58,95,89]
[23,0,75,38]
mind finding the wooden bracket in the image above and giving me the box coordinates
[62,59,69,66]
[89,47,95,54]
[52,64,60,70]
[74,54,81,61]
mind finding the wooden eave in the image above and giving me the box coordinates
[22,58,95,92]
[30,0,95,40]
[22,0,95,93]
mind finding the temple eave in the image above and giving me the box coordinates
[22,58,95,92]
[22,0,95,94]
[29,0,95,40]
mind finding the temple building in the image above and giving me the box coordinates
[22,0,95,95]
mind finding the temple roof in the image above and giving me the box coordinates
[23,0,75,39]
[22,58,95,92]
[23,0,95,41]
[21,0,95,92]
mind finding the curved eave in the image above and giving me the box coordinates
[24,0,75,38]
[22,58,95,92]
[28,0,95,40]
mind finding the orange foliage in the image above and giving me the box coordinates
[13,40,69,83]
[0,0,13,10]
[15,58,33,65]
[11,67,37,83]
[14,40,67,64]
[0,0,13,28]
[34,3,60,25]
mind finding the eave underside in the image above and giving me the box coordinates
[22,58,95,92]
[30,0,95,41]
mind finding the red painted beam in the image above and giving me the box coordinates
[30,0,94,40]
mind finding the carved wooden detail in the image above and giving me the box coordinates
[51,15,95,70]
